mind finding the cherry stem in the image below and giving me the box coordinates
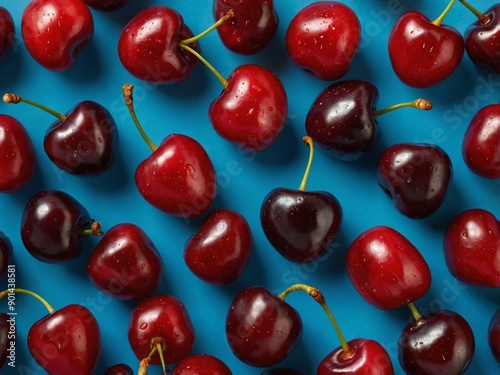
[178,44,227,88]
[373,98,432,117]
[0,288,55,314]
[3,93,66,121]
[458,0,490,25]
[151,337,167,375]
[433,0,456,26]
[278,284,351,355]
[298,136,315,191]
[122,84,158,152]
[179,10,235,46]
[408,302,423,321]
[78,221,104,237]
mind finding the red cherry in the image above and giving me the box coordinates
[443,208,500,287]
[104,363,133,375]
[346,226,432,310]
[462,104,500,179]
[286,1,361,81]
[87,223,164,300]
[489,308,500,362]
[83,0,128,11]
[184,209,253,285]
[0,114,36,192]
[388,0,464,88]
[0,232,13,283]
[21,0,94,71]
[0,7,14,59]
[172,354,232,375]
[213,0,278,55]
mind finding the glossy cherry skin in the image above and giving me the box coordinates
[28,304,101,375]
[104,363,133,375]
[0,231,13,282]
[83,0,128,11]
[128,294,195,365]
[305,80,379,161]
[135,134,217,219]
[464,4,500,74]
[225,286,302,367]
[0,115,36,192]
[347,226,432,310]
[377,143,453,219]
[489,308,500,362]
[21,0,94,71]
[261,369,303,375]
[118,6,199,84]
[0,7,14,59]
[260,189,342,263]
[20,190,96,262]
[388,11,464,88]
[87,223,163,300]
[214,0,278,55]
[398,310,475,375]
[209,64,288,152]
[286,2,361,81]
[172,354,232,375]
[0,313,8,370]
[317,338,394,375]
[444,208,500,287]
[44,101,119,176]
[184,209,253,285]
[462,104,500,179]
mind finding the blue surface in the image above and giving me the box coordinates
[1,0,499,374]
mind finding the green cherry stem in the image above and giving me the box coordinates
[179,10,235,46]
[78,221,104,237]
[138,337,167,375]
[298,136,315,191]
[279,283,352,357]
[122,84,158,152]
[408,302,423,321]
[0,288,55,314]
[458,0,491,25]
[178,44,227,87]
[3,93,66,120]
[433,0,456,26]
[373,98,433,117]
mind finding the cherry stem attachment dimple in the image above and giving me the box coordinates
[433,0,456,26]
[179,10,235,46]
[0,288,55,314]
[122,84,158,152]
[373,98,432,117]
[78,221,104,237]
[178,44,227,87]
[279,284,351,356]
[408,302,423,321]
[3,93,66,121]
[298,136,315,191]
[458,0,490,25]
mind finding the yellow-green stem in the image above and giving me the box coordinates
[180,10,235,46]
[78,221,104,237]
[178,44,227,88]
[408,302,423,321]
[0,288,55,314]
[459,0,490,24]
[122,84,158,152]
[373,98,432,117]
[433,0,456,26]
[279,284,350,354]
[3,93,66,120]
[298,136,315,191]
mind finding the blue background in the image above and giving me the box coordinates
[1,0,499,374]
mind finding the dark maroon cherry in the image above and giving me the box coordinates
[83,0,128,11]
[489,308,500,362]
[225,286,302,367]
[20,190,102,262]
[0,232,12,282]
[172,354,232,374]
[377,143,453,219]
[0,7,14,60]
[104,363,133,375]
[0,313,8,370]
[213,0,278,55]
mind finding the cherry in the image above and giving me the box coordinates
[184,209,253,285]
[305,80,432,160]
[0,232,13,283]
[347,226,432,310]
[128,294,195,374]
[3,93,118,176]
[462,104,500,179]
[123,84,217,219]
[443,208,500,287]
[225,286,302,367]
[104,363,134,375]
[83,0,128,11]
[0,7,14,60]
[172,354,232,375]
[261,369,303,375]
[459,0,500,74]
[87,223,164,300]
[0,313,8,370]
[260,136,342,263]
[377,143,453,219]
[20,190,103,263]
[21,0,94,71]
[213,0,278,55]
[0,114,36,192]
[0,288,101,375]
[286,1,361,81]
[398,306,475,375]
[388,0,464,88]
[489,308,500,362]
